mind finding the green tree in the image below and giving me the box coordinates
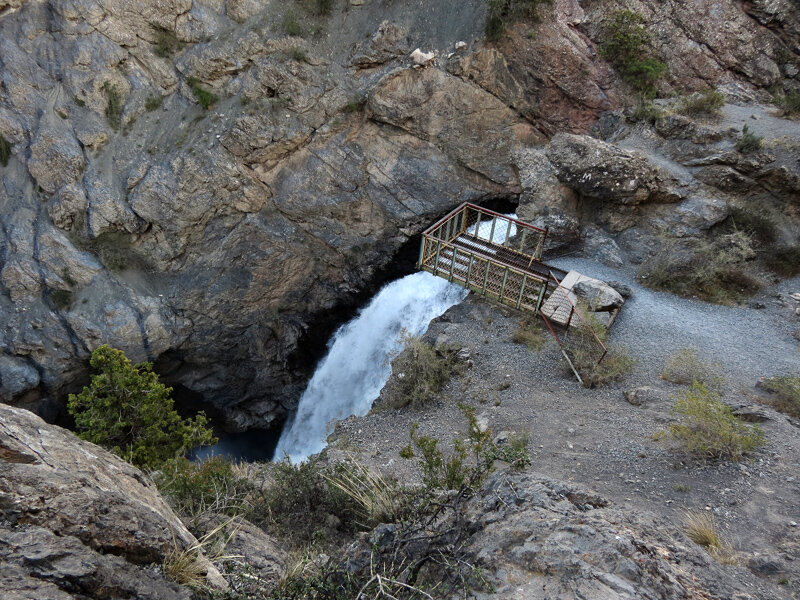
[68,345,216,469]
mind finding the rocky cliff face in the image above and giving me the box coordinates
[0,403,224,599]
[0,0,798,429]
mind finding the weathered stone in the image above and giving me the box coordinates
[547,133,681,205]
[624,386,669,407]
[0,404,224,596]
[573,279,624,312]
[606,280,634,298]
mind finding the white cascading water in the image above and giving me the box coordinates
[273,215,516,463]
[273,272,468,462]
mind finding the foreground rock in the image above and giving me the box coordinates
[0,404,222,598]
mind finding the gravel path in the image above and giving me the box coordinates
[550,257,800,387]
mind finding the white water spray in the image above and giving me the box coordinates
[273,272,468,462]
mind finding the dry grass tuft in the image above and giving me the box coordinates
[324,460,404,526]
[662,348,724,392]
[512,317,547,351]
[683,510,736,563]
[163,519,240,589]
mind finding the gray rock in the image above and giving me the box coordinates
[584,227,624,268]
[624,386,669,407]
[573,279,625,312]
[0,403,225,596]
[606,280,634,298]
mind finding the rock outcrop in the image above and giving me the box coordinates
[0,403,223,598]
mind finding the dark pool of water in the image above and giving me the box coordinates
[191,428,281,463]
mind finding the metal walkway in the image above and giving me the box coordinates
[417,202,610,382]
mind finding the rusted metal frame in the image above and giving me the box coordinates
[499,267,509,301]
[503,219,513,247]
[534,280,547,313]
[433,240,442,276]
[462,202,547,234]
[466,254,474,287]
[449,247,458,282]
[516,273,528,309]
[482,260,491,296]
[422,203,469,237]
[488,217,497,243]
[547,269,608,359]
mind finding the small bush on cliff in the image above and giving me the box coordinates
[68,345,216,469]
[666,382,765,461]
[186,77,218,110]
[759,373,800,418]
[0,134,11,167]
[384,336,464,409]
[155,456,252,523]
[103,82,123,130]
[735,125,763,154]
[485,0,552,41]
[677,88,725,117]
[152,26,184,58]
[601,10,667,99]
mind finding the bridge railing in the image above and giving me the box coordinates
[539,270,608,385]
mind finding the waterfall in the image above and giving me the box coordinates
[272,272,469,462]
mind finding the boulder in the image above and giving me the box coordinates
[624,386,669,407]
[546,134,681,205]
[573,279,625,312]
[0,404,225,596]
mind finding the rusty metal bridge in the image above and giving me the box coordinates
[417,202,611,383]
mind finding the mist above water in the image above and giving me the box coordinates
[272,271,468,462]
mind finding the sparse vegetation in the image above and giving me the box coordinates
[49,288,74,310]
[564,316,634,388]
[601,10,667,99]
[512,316,546,351]
[0,134,12,167]
[315,0,334,16]
[639,230,761,304]
[485,0,552,42]
[759,373,800,418]
[282,10,303,36]
[763,245,800,277]
[103,81,123,130]
[152,26,184,58]
[677,88,725,117]
[341,96,365,114]
[628,99,664,124]
[735,124,763,153]
[145,95,163,111]
[67,345,216,469]
[186,77,218,110]
[683,510,735,562]
[662,348,725,392]
[383,336,464,409]
[287,47,307,62]
[155,456,252,524]
[248,457,360,547]
[772,89,800,117]
[667,382,765,461]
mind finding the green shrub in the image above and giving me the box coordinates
[287,47,307,62]
[67,345,216,469]
[0,135,11,167]
[282,10,303,36]
[764,245,800,276]
[735,124,763,153]
[667,382,765,461]
[773,90,800,116]
[384,336,463,409]
[662,348,725,391]
[726,205,780,246]
[74,97,86,107]
[400,405,530,491]
[677,88,725,117]
[152,26,184,58]
[49,288,74,310]
[186,77,218,110]
[760,373,800,417]
[155,456,252,522]
[249,457,360,547]
[484,0,552,41]
[639,231,761,304]
[628,100,664,124]
[512,317,546,351]
[601,10,667,99]
[145,95,163,111]
[315,0,334,15]
[103,82,123,130]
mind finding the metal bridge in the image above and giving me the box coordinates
[417,202,613,383]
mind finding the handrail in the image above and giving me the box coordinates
[420,234,551,283]
[420,202,548,236]
[546,270,608,365]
